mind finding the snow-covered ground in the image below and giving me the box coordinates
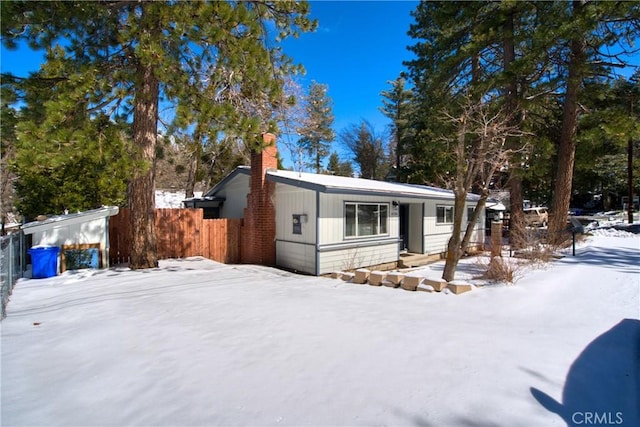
[2,234,638,426]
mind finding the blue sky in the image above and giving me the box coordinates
[278,0,419,167]
[282,1,418,131]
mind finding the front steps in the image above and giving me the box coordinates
[398,252,441,268]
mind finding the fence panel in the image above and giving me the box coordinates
[1,231,25,319]
[109,209,240,265]
[226,219,241,263]
[108,208,131,265]
[203,218,241,264]
[156,208,205,259]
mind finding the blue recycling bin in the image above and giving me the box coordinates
[29,246,60,279]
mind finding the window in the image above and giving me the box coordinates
[436,205,454,224]
[345,203,389,238]
[292,214,303,235]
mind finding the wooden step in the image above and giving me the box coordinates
[398,253,440,268]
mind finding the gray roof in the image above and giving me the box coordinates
[202,166,250,197]
[266,169,479,201]
[202,166,479,202]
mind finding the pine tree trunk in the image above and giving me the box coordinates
[550,0,586,240]
[185,153,197,199]
[0,151,12,236]
[502,7,517,108]
[628,138,634,225]
[185,136,201,199]
[129,61,159,269]
[509,174,526,248]
[502,6,526,249]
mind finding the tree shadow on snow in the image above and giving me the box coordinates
[565,244,640,274]
[425,259,486,279]
[530,319,640,426]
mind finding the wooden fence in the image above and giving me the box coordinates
[109,208,241,265]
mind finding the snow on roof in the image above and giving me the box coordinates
[266,169,479,201]
[21,206,119,234]
[202,166,481,202]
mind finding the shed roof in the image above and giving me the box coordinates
[21,206,120,235]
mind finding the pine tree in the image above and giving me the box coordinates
[3,63,133,221]
[379,75,413,176]
[575,75,640,214]
[340,120,389,180]
[326,152,354,177]
[1,1,315,268]
[548,1,640,237]
[405,0,640,245]
[297,81,335,173]
[404,1,557,276]
[0,83,18,233]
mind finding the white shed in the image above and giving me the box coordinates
[21,206,119,273]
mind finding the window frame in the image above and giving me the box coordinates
[436,205,454,225]
[344,202,390,239]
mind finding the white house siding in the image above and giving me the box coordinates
[318,240,399,275]
[423,199,485,254]
[317,193,401,245]
[218,174,250,218]
[461,202,486,249]
[276,241,316,274]
[466,207,486,249]
[274,183,317,274]
[31,217,107,248]
[314,192,405,274]
[423,199,453,254]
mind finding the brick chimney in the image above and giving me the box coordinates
[240,133,277,266]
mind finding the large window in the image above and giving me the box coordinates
[436,205,454,224]
[345,203,389,238]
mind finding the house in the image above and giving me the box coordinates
[185,134,485,275]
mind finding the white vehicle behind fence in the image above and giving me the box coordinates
[524,207,549,227]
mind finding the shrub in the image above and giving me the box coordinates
[510,227,570,264]
[482,256,522,284]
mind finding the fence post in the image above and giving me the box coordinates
[9,235,14,288]
[1,232,24,319]
[20,230,25,275]
[491,221,503,258]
